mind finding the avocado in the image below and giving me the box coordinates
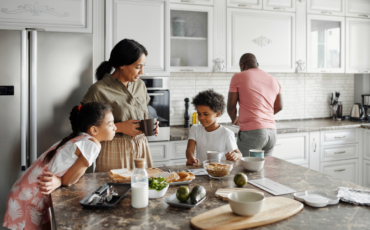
[190,185,206,204]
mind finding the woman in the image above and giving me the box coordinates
[81,39,156,172]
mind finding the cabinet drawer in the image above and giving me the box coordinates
[320,159,358,184]
[364,160,370,188]
[320,129,358,146]
[148,142,170,162]
[273,133,309,165]
[171,141,187,159]
[363,130,370,160]
[153,161,171,168]
[320,144,358,162]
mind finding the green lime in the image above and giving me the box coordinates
[234,173,248,187]
[176,186,190,202]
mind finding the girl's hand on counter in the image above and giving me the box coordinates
[226,149,242,161]
[155,121,159,137]
[115,120,142,137]
[186,157,199,166]
[38,171,62,195]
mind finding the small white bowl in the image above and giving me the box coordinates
[148,184,169,199]
[228,191,265,216]
[240,157,265,171]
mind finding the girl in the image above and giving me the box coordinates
[3,102,116,230]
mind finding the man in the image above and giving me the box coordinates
[227,53,283,157]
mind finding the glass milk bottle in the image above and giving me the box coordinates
[131,158,148,208]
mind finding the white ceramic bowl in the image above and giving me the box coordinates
[228,191,265,216]
[240,157,265,172]
[148,184,169,199]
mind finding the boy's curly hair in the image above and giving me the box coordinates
[192,89,225,115]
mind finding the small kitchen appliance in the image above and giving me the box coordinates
[350,103,365,120]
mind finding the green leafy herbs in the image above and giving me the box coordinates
[148,177,169,191]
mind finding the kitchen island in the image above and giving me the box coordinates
[50,157,370,229]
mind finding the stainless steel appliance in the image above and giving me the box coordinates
[350,103,365,120]
[0,29,93,225]
[141,77,170,141]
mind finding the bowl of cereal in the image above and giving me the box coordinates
[203,160,233,179]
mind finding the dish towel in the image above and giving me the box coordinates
[338,187,370,206]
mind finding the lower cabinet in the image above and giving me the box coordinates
[148,142,171,162]
[273,132,309,166]
[320,159,358,184]
[153,161,171,167]
[364,160,370,188]
[149,140,188,166]
[170,159,187,166]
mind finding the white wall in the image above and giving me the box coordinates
[169,72,354,125]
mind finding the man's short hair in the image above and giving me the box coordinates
[239,53,258,67]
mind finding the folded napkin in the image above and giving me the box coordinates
[338,187,370,206]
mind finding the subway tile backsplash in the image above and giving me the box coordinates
[169,72,354,126]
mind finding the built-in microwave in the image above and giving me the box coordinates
[141,77,170,142]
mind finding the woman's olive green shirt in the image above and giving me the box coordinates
[81,74,150,123]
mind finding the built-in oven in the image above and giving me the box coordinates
[141,77,170,142]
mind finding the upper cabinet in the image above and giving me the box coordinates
[307,0,345,16]
[346,18,370,73]
[227,0,263,9]
[306,14,345,73]
[263,0,296,12]
[0,0,92,32]
[170,4,213,72]
[170,0,213,6]
[227,8,295,72]
[106,0,170,76]
[346,0,370,18]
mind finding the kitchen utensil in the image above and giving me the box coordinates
[228,191,265,216]
[165,193,206,208]
[84,183,109,204]
[203,160,233,179]
[215,188,263,201]
[293,190,339,207]
[190,197,303,229]
[248,178,296,196]
[149,184,169,199]
[336,102,343,120]
[350,103,365,120]
[249,149,264,158]
[240,157,265,171]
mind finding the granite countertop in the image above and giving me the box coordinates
[170,119,370,141]
[51,157,370,230]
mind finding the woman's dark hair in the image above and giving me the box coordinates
[42,102,112,164]
[95,39,148,81]
[192,89,226,115]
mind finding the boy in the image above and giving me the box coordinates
[186,89,242,165]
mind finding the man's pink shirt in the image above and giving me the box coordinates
[229,68,281,131]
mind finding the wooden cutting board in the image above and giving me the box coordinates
[191,197,303,230]
[215,188,264,201]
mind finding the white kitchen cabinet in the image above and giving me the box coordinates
[363,160,370,188]
[309,131,320,171]
[307,14,345,73]
[320,159,358,184]
[148,141,171,162]
[171,159,187,165]
[320,144,359,162]
[273,132,309,165]
[320,129,359,146]
[363,130,370,160]
[106,0,170,76]
[153,161,171,167]
[346,0,370,18]
[171,0,214,6]
[227,0,262,9]
[346,18,370,74]
[0,0,92,33]
[170,4,213,72]
[262,0,295,12]
[171,140,188,159]
[307,0,345,16]
[226,8,295,72]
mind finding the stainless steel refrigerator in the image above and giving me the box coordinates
[0,29,93,227]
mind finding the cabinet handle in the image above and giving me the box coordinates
[180,69,195,72]
[321,11,332,14]
[334,136,346,139]
[334,169,345,172]
[181,0,195,2]
[273,7,286,10]
[358,15,369,17]
[238,4,251,8]
[334,151,345,154]
[358,70,369,73]
[148,93,164,96]
[313,138,317,152]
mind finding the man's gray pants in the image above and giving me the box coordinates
[237,129,277,157]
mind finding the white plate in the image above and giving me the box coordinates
[293,190,339,207]
[169,180,193,186]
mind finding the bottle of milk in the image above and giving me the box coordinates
[131,158,148,208]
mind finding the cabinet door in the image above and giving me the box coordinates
[170,4,213,72]
[227,9,295,72]
[171,159,187,166]
[153,160,171,167]
[307,0,345,16]
[346,0,370,18]
[307,14,345,73]
[171,141,188,159]
[273,132,309,165]
[346,18,370,73]
[263,0,295,12]
[320,144,359,162]
[309,131,320,172]
[106,0,170,76]
[320,129,358,146]
[320,159,358,184]
[364,160,370,188]
[227,0,262,9]
[171,0,213,5]
[148,142,171,162]
[363,130,370,160]
[0,0,92,32]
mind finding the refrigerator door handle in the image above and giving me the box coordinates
[29,30,38,164]
[21,30,28,171]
